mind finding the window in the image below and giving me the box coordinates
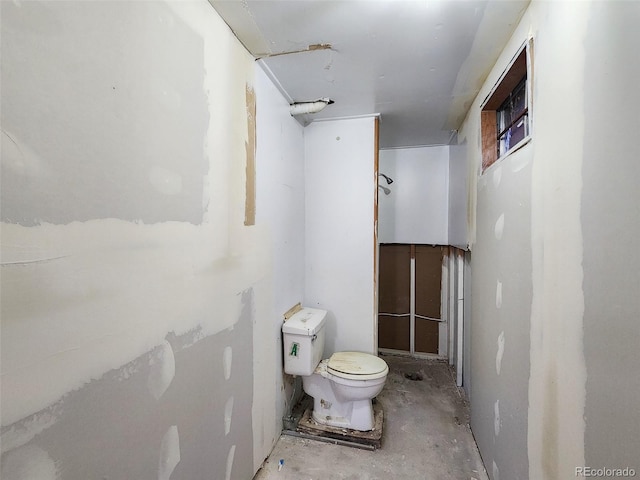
[481,40,533,172]
[497,77,528,157]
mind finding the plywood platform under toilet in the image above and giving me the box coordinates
[295,402,384,449]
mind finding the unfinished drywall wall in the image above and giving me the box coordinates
[455,3,533,479]
[459,0,640,478]
[378,146,449,245]
[1,1,208,226]
[466,145,532,480]
[581,2,640,474]
[448,142,468,250]
[304,117,377,356]
[527,5,590,479]
[462,253,472,399]
[3,291,255,480]
[254,63,306,435]
[1,1,289,477]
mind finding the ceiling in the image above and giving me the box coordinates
[210,0,529,149]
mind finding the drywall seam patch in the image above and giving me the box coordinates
[223,346,232,380]
[244,84,256,226]
[528,2,588,478]
[0,410,59,454]
[494,213,505,240]
[158,425,180,480]
[225,444,236,480]
[147,340,176,401]
[224,396,234,435]
[496,331,505,375]
[0,445,58,480]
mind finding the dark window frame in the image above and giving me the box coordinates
[480,39,533,173]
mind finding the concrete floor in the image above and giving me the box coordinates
[254,354,488,480]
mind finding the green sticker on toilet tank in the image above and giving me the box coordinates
[290,342,299,357]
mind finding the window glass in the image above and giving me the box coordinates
[497,77,528,157]
[480,40,533,173]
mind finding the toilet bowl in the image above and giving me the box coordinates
[282,307,389,432]
[302,352,388,431]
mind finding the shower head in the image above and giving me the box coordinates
[379,173,394,185]
[379,185,391,195]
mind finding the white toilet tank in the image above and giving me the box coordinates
[282,307,327,376]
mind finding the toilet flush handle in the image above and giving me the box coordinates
[311,334,317,342]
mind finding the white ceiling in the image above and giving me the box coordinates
[210,0,529,149]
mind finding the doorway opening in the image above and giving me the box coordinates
[377,244,466,385]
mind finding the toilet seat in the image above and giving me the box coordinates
[327,352,388,380]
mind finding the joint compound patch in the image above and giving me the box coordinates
[225,445,236,480]
[1,445,57,480]
[158,425,180,480]
[494,213,505,240]
[224,396,234,436]
[496,331,505,375]
[147,340,176,401]
[289,342,300,357]
[223,346,232,380]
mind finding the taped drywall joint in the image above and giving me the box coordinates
[224,396,234,435]
[225,445,236,480]
[496,331,505,375]
[245,84,256,226]
[223,346,232,380]
[158,426,180,480]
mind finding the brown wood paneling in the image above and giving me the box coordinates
[483,48,528,110]
[415,318,439,354]
[415,245,443,319]
[378,315,410,351]
[378,244,411,314]
[481,110,497,171]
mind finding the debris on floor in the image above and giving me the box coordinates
[296,403,384,449]
[404,371,424,381]
[254,356,489,480]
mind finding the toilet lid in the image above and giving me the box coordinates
[327,352,388,379]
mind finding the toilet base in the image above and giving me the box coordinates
[296,403,384,449]
[311,397,375,431]
[301,361,388,432]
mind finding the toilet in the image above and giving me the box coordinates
[282,307,388,431]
